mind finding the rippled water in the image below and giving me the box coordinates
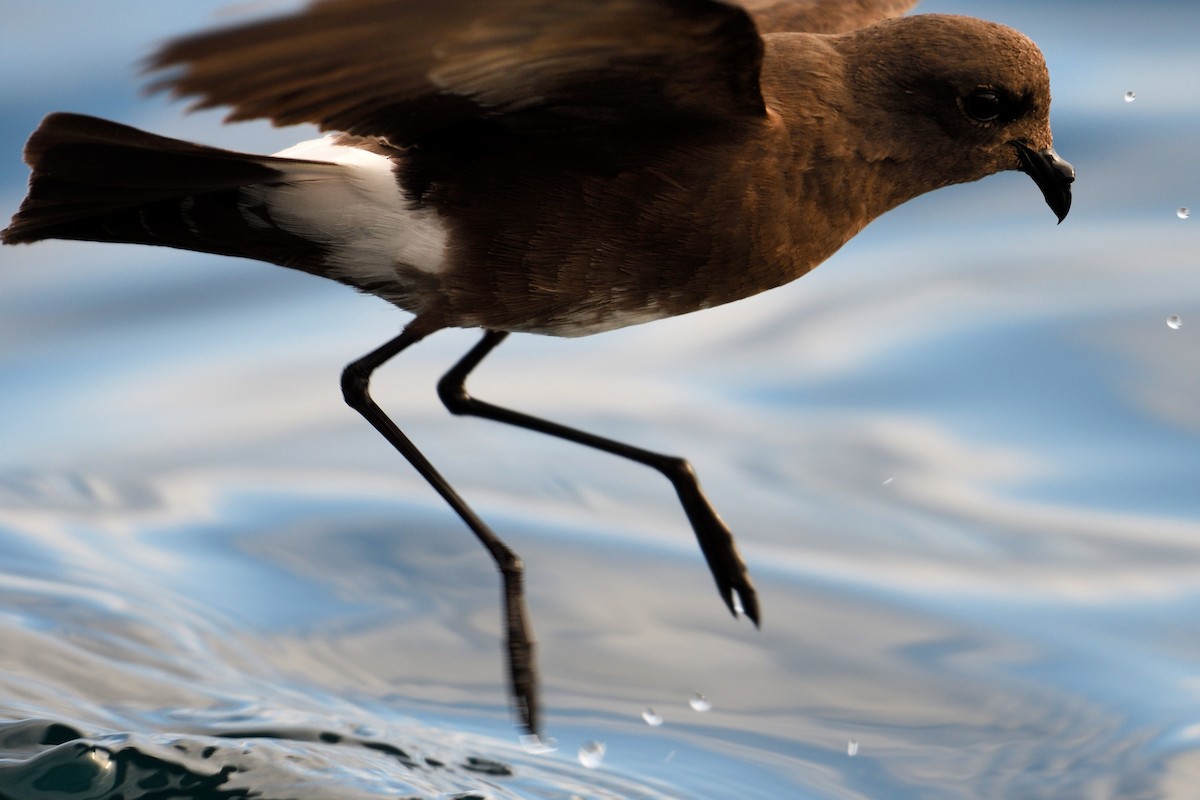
[2,2,1198,798]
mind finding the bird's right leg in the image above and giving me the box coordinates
[437,330,759,627]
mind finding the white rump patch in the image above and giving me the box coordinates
[242,136,448,283]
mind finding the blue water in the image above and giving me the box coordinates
[1,1,1198,797]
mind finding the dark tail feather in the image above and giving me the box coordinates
[2,112,325,269]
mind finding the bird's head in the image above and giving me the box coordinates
[843,14,1074,221]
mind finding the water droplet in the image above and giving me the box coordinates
[578,740,606,769]
[1124,90,1136,103]
[1167,314,1183,330]
[642,707,664,726]
[688,693,712,712]
[847,739,859,757]
[519,734,558,754]
[1178,207,1190,219]
[882,476,895,485]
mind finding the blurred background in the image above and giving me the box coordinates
[0,1,1197,797]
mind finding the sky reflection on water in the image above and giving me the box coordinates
[1,1,1199,798]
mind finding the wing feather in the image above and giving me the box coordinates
[150,0,768,144]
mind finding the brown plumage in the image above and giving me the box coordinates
[743,0,919,33]
[1,0,1074,735]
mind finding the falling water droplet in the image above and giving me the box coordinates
[847,740,859,757]
[578,740,606,769]
[1124,90,1136,103]
[882,476,895,485]
[642,707,664,726]
[689,693,712,712]
[1177,207,1190,219]
[1167,314,1183,330]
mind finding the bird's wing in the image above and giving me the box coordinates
[738,0,918,34]
[150,0,768,145]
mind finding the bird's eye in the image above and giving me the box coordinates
[963,89,1003,122]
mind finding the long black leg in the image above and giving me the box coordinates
[340,321,540,734]
[437,331,760,627]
